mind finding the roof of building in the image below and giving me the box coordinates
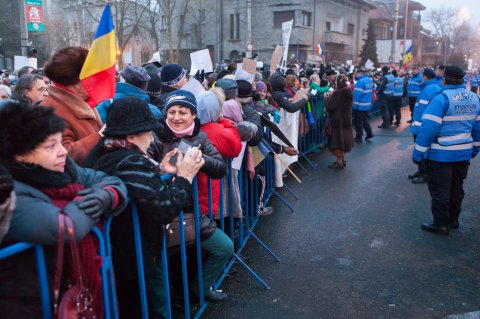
[369,3,391,22]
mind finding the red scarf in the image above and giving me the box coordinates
[42,184,104,318]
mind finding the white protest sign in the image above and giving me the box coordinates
[256,61,264,68]
[231,142,247,170]
[182,78,205,96]
[151,51,161,63]
[365,59,374,70]
[190,49,213,75]
[281,20,293,68]
[14,56,37,71]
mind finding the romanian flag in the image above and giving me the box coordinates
[403,44,413,66]
[80,5,116,107]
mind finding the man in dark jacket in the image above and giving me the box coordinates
[270,73,309,113]
[375,70,391,128]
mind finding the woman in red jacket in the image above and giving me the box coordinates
[196,88,242,217]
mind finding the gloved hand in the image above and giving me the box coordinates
[194,70,205,83]
[273,110,281,124]
[75,187,114,219]
[0,170,14,204]
[310,88,318,96]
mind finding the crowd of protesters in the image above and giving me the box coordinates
[1,43,480,318]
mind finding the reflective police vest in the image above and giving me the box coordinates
[393,77,404,97]
[384,74,394,96]
[410,79,441,135]
[353,74,374,111]
[408,73,422,98]
[417,87,480,162]
[471,75,478,87]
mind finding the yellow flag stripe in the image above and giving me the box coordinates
[80,31,116,80]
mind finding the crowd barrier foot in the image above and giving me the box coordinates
[233,253,271,290]
[266,189,295,212]
[247,230,280,262]
[299,153,317,170]
[281,182,299,200]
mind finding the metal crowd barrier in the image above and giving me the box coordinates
[0,225,114,319]
[0,154,283,319]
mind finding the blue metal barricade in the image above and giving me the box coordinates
[0,225,113,319]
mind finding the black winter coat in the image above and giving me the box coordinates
[154,118,226,179]
[92,147,192,280]
[270,74,308,113]
[239,101,263,146]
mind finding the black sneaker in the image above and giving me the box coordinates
[205,289,228,302]
[354,137,363,143]
[412,175,427,184]
[421,222,449,235]
[408,171,421,179]
[449,219,459,229]
[365,134,374,140]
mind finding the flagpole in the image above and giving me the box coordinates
[403,0,409,57]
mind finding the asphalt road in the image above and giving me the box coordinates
[203,109,480,319]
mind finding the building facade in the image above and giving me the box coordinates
[159,0,375,67]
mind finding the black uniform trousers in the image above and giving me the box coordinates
[426,160,470,227]
[392,96,402,124]
[353,109,373,139]
[408,97,417,119]
[378,96,390,127]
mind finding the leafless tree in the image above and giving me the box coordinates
[157,0,192,63]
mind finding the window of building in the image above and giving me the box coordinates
[273,10,295,27]
[161,15,167,29]
[347,23,354,35]
[230,13,240,39]
[301,11,311,27]
[141,49,150,64]
[326,21,331,31]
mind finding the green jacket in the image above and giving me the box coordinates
[309,82,330,120]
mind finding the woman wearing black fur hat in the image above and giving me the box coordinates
[0,101,128,318]
[90,96,205,318]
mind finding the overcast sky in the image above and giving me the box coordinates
[419,0,480,30]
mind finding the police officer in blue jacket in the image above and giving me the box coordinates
[413,66,480,235]
[376,70,390,128]
[383,66,395,125]
[435,65,445,87]
[407,66,422,123]
[392,70,405,125]
[469,71,478,94]
[408,68,441,183]
[353,68,374,142]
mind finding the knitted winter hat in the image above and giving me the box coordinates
[255,81,267,91]
[146,72,162,97]
[164,90,197,114]
[381,66,389,73]
[236,80,252,98]
[325,68,336,76]
[0,100,65,161]
[121,66,151,91]
[161,64,186,87]
[104,96,161,137]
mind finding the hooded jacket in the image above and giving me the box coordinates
[270,74,308,113]
[95,82,162,123]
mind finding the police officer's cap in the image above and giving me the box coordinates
[444,66,464,80]
[422,68,435,79]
